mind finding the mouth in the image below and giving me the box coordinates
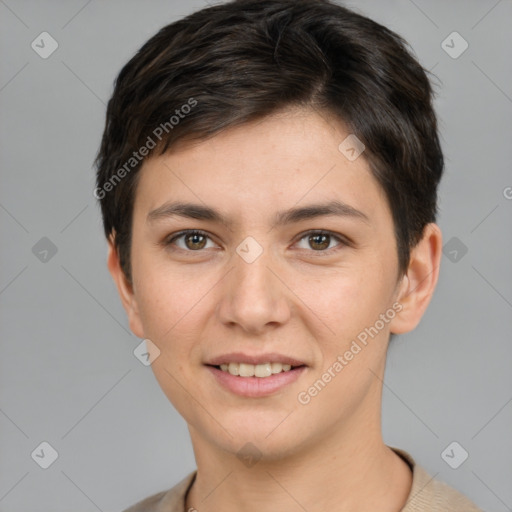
[207,362,305,378]
[205,363,307,397]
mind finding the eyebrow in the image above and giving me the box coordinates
[146,200,370,227]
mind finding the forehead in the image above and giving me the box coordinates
[133,109,390,225]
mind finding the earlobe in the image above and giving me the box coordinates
[106,233,145,338]
[389,223,442,335]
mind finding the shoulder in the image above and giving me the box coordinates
[122,471,196,512]
[122,490,168,512]
[405,464,484,511]
[391,447,484,512]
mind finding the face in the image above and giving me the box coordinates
[110,108,433,461]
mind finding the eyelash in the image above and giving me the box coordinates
[164,229,349,256]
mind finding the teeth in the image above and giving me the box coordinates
[219,362,293,377]
[228,362,239,375]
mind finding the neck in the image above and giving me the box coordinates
[185,406,412,512]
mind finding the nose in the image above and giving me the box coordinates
[216,244,291,334]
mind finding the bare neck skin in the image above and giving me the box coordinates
[185,378,412,512]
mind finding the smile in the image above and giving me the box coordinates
[206,364,307,397]
[217,362,298,378]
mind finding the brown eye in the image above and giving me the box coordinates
[295,230,346,253]
[184,232,207,250]
[166,230,215,251]
[308,233,331,250]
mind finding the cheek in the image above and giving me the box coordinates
[134,269,206,404]
[299,265,392,342]
[131,244,184,331]
[133,253,220,355]
[136,272,199,341]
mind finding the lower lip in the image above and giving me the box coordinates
[206,365,307,397]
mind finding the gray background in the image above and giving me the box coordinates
[0,0,511,510]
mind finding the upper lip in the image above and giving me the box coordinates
[206,352,307,367]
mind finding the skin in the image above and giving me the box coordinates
[108,108,442,512]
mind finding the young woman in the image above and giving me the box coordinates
[95,1,483,510]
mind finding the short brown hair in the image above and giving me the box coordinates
[94,0,444,283]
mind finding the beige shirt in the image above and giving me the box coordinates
[122,447,483,512]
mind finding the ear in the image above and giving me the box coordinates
[107,233,145,339]
[389,223,442,334]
